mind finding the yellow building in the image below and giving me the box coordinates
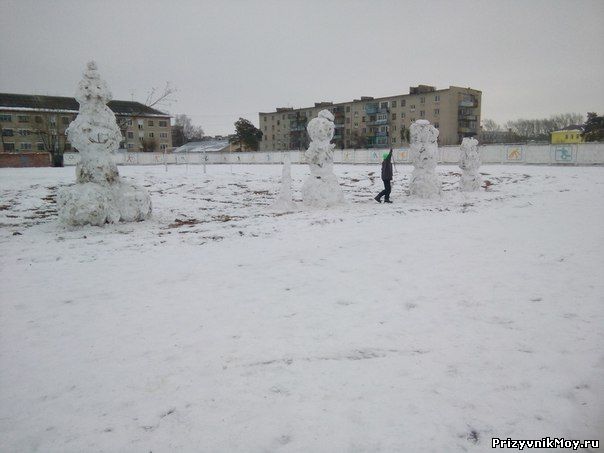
[551,127,584,144]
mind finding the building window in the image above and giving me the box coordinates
[410,105,415,111]
[18,129,31,136]
[148,120,154,126]
[18,115,29,123]
[392,101,397,108]
[377,113,387,121]
[392,113,397,120]
[264,117,267,121]
[127,131,134,139]
[49,115,56,127]
[2,128,13,136]
[392,137,396,143]
[20,142,32,150]
[62,116,70,125]
[34,116,43,123]
[401,113,406,118]
[160,132,168,138]
[148,132,154,138]
[362,116,366,122]
[346,117,350,123]
[3,142,15,151]
[435,95,440,102]
[401,100,406,107]
[346,106,350,112]
[160,143,168,150]
[159,120,168,127]
[138,123,143,130]
[127,143,134,149]
[434,109,439,115]
[420,111,425,117]
[0,114,11,122]
[277,120,280,126]
[420,96,425,104]
[435,123,439,128]
[380,101,389,109]
[127,119,133,126]
[37,142,45,151]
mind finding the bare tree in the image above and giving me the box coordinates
[505,113,584,141]
[482,119,501,131]
[141,138,158,152]
[115,82,177,130]
[173,114,204,141]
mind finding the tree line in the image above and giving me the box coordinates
[482,112,604,142]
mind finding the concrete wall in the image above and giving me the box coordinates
[63,142,604,167]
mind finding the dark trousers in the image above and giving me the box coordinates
[377,179,391,201]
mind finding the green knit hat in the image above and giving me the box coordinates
[382,152,389,159]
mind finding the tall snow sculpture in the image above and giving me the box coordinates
[271,154,297,212]
[409,119,441,198]
[57,61,151,226]
[459,137,482,191]
[301,109,345,207]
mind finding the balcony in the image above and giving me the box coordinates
[459,99,478,108]
[364,104,378,114]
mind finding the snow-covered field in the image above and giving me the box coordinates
[1,164,603,452]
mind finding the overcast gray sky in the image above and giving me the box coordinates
[1,0,603,135]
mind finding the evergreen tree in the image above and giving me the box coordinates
[232,118,263,151]
[582,112,604,142]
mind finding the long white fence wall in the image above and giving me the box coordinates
[64,142,604,166]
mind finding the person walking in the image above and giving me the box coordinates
[374,149,393,203]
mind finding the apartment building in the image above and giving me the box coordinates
[0,93,172,154]
[259,85,481,150]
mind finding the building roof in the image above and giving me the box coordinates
[0,93,170,117]
[173,140,229,153]
[553,125,583,132]
[260,85,482,114]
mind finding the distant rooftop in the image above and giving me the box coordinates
[173,139,228,153]
[0,93,169,117]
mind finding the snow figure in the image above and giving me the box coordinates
[301,109,345,207]
[271,154,297,212]
[459,137,482,191]
[409,119,441,198]
[57,61,151,226]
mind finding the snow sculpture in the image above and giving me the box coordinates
[271,154,297,212]
[459,137,482,191]
[57,61,151,226]
[409,119,441,198]
[301,109,345,207]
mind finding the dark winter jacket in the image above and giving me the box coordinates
[381,150,393,180]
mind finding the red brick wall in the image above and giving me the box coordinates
[0,153,52,167]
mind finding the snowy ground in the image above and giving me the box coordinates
[1,164,603,452]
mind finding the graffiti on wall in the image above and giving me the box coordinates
[506,146,523,161]
[553,145,574,163]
